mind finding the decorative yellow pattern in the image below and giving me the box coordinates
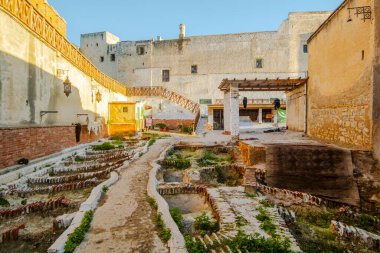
[0,0,126,95]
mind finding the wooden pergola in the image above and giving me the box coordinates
[218,77,308,92]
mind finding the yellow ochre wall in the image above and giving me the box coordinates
[307,0,374,150]
[108,102,140,135]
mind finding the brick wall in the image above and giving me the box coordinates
[0,125,107,169]
[152,119,194,130]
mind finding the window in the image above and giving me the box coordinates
[303,44,308,53]
[100,56,104,62]
[162,70,170,82]
[110,54,116,61]
[256,59,263,68]
[191,65,198,74]
[96,43,99,47]
[137,46,145,55]
[122,107,128,113]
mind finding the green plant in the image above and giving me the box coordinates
[165,157,191,170]
[215,165,226,183]
[256,208,277,237]
[128,132,135,139]
[225,231,292,253]
[102,185,109,193]
[148,139,156,147]
[49,171,56,177]
[74,156,84,162]
[155,123,167,129]
[21,199,27,205]
[110,133,124,141]
[259,199,273,208]
[0,197,10,207]
[245,192,256,198]
[194,212,219,236]
[170,208,184,231]
[178,125,194,134]
[93,142,116,151]
[156,213,171,242]
[236,215,248,227]
[148,196,158,210]
[64,210,93,253]
[185,235,208,253]
[139,152,144,157]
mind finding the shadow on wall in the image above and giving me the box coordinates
[0,50,108,169]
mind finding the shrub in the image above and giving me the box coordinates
[0,197,10,207]
[93,142,116,151]
[225,231,292,253]
[156,213,171,242]
[165,157,191,170]
[21,199,27,205]
[178,125,194,134]
[256,208,277,237]
[155,123,167,129]
[102,185,109,193]
[148,139,156,147]
[139,152,144,157]
[74,156,84,162]
[170,208,184,231]
[185,235,208,253]
[64,210,93,253]
[49,171,56,177]
[110,133,124,141]
[194,212,219,236]
[147,196,158,210]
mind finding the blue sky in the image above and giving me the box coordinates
[49,0,343,46]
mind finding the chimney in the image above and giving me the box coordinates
[179,24,186,39]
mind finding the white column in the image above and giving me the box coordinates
[223,91,231,133]
[229,84,240,138]
[273,109,278,127]
[258,108,263,124]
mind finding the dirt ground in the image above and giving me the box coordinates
[78,138,175,253]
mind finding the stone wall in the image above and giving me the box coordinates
[0,125,107,169]
[152,119,193,130]
[307,0,373,150]
[265,143,360,206]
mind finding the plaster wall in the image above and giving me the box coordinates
[307,0,373,150]
[286,86,306,131]
[0,10,127,127]
[80,12,330,116]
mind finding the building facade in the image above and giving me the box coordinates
[80,12,331,129]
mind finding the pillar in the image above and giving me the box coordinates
[258,108,263,124]
[273,109,278,127]
[223,91,231,133]
[229,84,240,137]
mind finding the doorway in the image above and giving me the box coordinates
[213,109,224,130]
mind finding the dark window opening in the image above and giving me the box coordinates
[191,65,198,74]
[303,44,308,53]
[110,54,116,61]
[137,46,145,55]
[123,107,128,113]
[100,56,104,62]
[96,43,99,47]
[256,59,263,68]
[362,50,365,60]
[162,70,170,82]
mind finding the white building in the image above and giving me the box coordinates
[80,11,331,130]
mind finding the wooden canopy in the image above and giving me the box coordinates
[218,78,308,92]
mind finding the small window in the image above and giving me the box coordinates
[162,70,170,82]
[303,44,308,53]
[256,59,263,68]
[362,50,365,60]
[100,56,104,62]
[110,54,116,61]
[122,107,128,113]
[96,43,99,47]
[191,65,198,74]
[137,46,145,55]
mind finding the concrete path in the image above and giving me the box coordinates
[78,138,175,253]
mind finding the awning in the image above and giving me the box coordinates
[218,77,308,92]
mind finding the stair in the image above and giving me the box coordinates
[125,86,200,113]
